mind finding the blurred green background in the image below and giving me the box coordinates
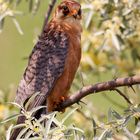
[0,0,49,89]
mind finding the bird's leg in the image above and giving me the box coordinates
[60,96,65,102]
[54,95,68,112]
[47,95,68,112]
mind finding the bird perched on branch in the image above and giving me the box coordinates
[10,0,82,139]
[16,0,82,112]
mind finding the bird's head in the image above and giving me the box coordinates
[54,0,82,23]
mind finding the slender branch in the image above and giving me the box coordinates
[41,0,57,33]
[59,75,140,110]
[128,85,136,93]
[113,88,132,105]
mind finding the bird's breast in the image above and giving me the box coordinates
[46,28,81,112]
[63,34,81,88]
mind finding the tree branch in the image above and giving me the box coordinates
[59,75,140,110]
[41,0,57,33]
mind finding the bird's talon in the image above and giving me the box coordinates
[60,96,65,102]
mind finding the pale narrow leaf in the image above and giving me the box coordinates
[45,112,57,138]
[13,123,26,129]
[12,17,23,35]
[7,102,24,111]
[28,137,42,140]
[68,126,84,133]
[111,31,121,51]
[85,10,93,29]
[32,0,40,14]
[24,129,34,139]
[98,129,109,140]
[108,108,112,122]
[61,108,78,125]
[111,109,122,119]
[135,121,140,134]
[0,113,21,124]
[25,92,40,110]
[30,105,47,115]
[16,127,29,139]
[6,124,13,140]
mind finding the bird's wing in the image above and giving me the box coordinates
[15,28,69,109]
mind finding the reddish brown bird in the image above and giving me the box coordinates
[10,0,82,139]
[16,0,82,112]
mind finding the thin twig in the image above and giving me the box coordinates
[128,85,136,93]
[113,88,132,105]
[58,75,140,110]
[41,0,57,33]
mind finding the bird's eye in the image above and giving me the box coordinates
[62,6,69,16]
[78,9,82,15]
[63,6,68,11]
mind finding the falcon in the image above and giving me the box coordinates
[10,0,82,139]
[16,0,82,112]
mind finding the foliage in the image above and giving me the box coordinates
[0,89,140,139]
[0,0,140,139]
[1,93,84,140]
[0,0,42,34]
[81,0,140,77]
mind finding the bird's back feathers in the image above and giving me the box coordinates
[15,23,69,110]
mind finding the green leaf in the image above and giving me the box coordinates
[108,108,112,122]
[122,115,132,127]
[30,105,47,115]
[68,125,84,134]
[111,31,121,51]
[24,130,34,139]
[111,109,122,119]
[32,0,41,15]
[45,112,57,138]
[135,121,140,134]
[24,92,40,110]
[16,127,29,139]
[13,123,26,129]
[98,129,113,140]
[12,17,23,35]
[92,118,97,137]
[27,137,42,140]
[7,101,25,111]
[85,10,94,29]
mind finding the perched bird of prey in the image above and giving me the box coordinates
[10,0,82,139]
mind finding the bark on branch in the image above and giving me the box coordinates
[59,75,140,110]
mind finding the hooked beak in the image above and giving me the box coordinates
[71,9,78,19]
